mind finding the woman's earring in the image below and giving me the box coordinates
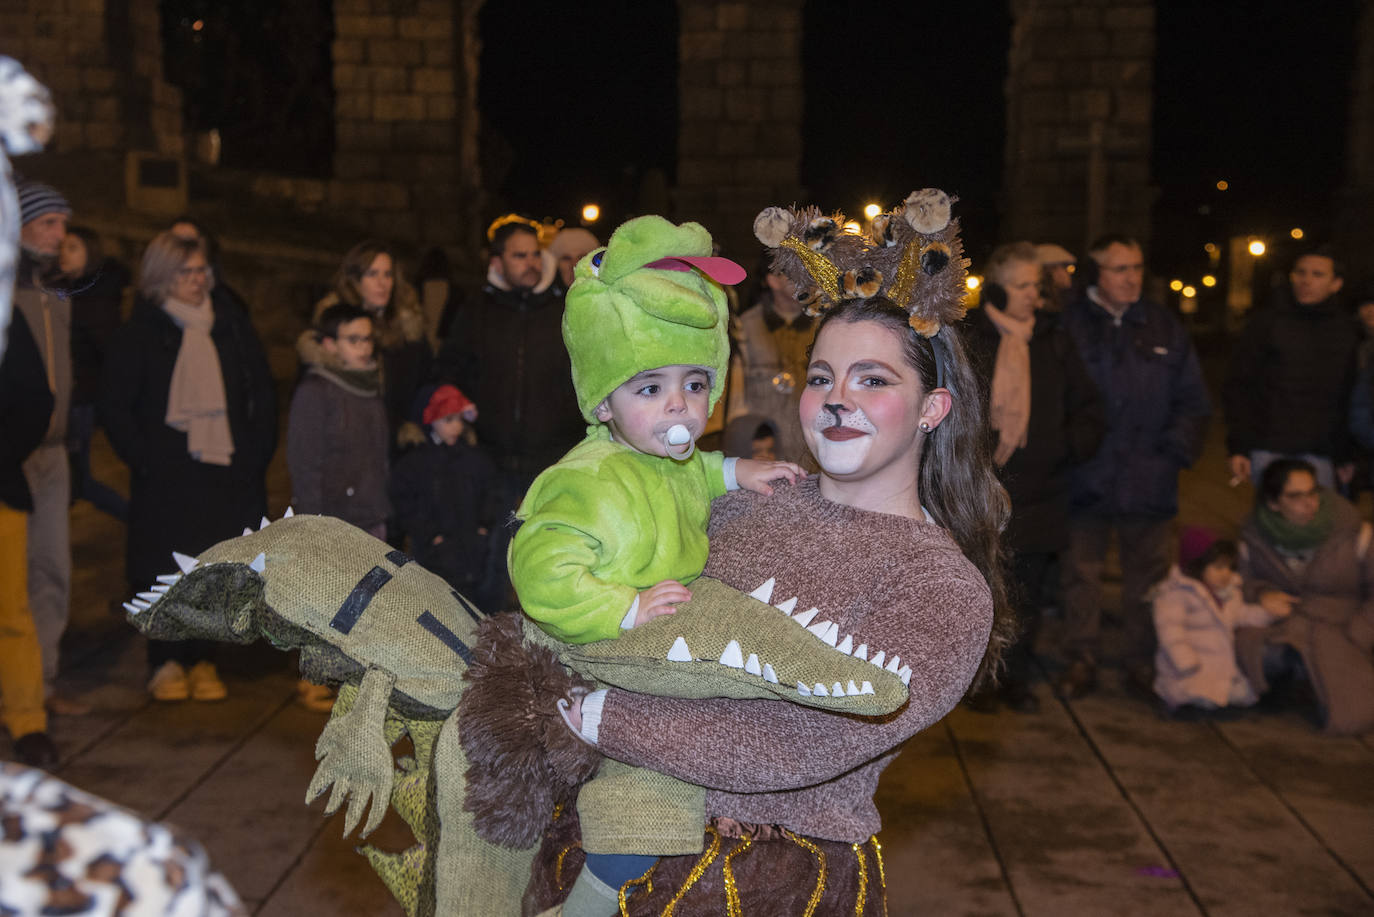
[919,421,932,433]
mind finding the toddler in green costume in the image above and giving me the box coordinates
[508,214,803,913]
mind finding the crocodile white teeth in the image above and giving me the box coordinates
[836,635,853,655]
[813,683,829,696]
[774,597,797,615]
[745,653,761,676]
[242,527,253,536]
[750,578,775,603]
[172,551,198,573]
[667,636,692,662]
[853,643,868,661]
[898,665,911,686]
[122,601,140,615]
[860,681,874,694]
[156,573,181,586]
[797,682,811,696]
[719,640,745,669]
[821,623,839,647]
[792,607,818,627]
[260,516,271,530]
[284,506,295,518]
[131,599,151,610]
[763,663,778,683]
[847,680,861,696]
[806,620,831,639]
[831,682,844,697]
[137,591,161,603]
[150,585,170,595]
[886,655,901,674]
[870,651,885,668]
[249,552,266,573]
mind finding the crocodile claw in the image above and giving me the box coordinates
[305,667,397,838]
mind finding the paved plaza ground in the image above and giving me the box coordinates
[17,406,1374,915]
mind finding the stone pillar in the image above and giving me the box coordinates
[675,0,804,260]
[0,0,183,156]
[1002,0,1155,251]
[1336,0,1374,267]
[329,0,482,249]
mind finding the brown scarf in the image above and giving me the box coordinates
[983,305,1033,466]
[162,296,234,466]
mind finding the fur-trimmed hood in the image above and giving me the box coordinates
[296,289,427,368]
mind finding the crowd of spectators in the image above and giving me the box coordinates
[2,178,1372,771]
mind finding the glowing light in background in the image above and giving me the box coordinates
[1201,275,1217,287]
[581,203,600,223]
[863,203,882,220]
[1248,240,1266,256]
[1170,279,1184,292]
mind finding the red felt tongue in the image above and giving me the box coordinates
[644,255,747,286]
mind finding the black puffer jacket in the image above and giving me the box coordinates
[1223,292,1359,461]
[961,308,1105,552]
[389,437,499,590]
[0,311,55,512]
[435,284,583,474]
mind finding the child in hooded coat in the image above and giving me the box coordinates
[389,384,498,596]
[1152,526,1287,711]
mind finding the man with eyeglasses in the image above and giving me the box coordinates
[1057,234,1212,700]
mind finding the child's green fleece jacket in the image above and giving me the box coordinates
[509,425,733,644]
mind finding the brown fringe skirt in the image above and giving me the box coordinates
[524,807,888,917]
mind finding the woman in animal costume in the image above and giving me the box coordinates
[523,190,1013,915]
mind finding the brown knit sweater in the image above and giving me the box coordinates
[594,476,993,842]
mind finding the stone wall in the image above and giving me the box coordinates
[1336,0,1374,272]
[0,0,183,156]
[1002,0,1155,250]
[675,0,804,260]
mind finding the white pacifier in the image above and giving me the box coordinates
[664,423,695,461]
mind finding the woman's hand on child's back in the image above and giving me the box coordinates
[636,579,692,627]
[1259,590,1296,618]
[736,458,806,496]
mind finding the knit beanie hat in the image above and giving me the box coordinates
[1178,525,1218,569]
[16,179,71,226]
[562,214,745,422]
[548,227,599,260]
[422,384,476,425]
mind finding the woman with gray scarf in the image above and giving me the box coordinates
[102,232,277,702]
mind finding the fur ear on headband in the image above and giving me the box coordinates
[904,189,952,234]
[753,207,791,248]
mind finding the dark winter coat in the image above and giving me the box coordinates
[961,308,1105,552]
[100,296,277,585]
[1236,494,1374,735]
[1060,294,1211,518]
[286,366,391,530]
[62,257,130,407]
[1223,292,1358,461]
[434,283,583,475]
[0,310,55,512]
[389,436,499,590]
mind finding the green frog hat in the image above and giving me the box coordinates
[563,215,745,455]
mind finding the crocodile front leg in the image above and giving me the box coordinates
[306,666,397,837]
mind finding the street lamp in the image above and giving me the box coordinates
[863,203,881,220]
[1248,240,1266,257]
[1169,279,1183,292]
[1201,275,1217,287]
[1181,285,1197,298]
[842,220,862,234]
[1290,227,1304,240]
[966,276,981,291]
[581,203,600,224]
[1216,180,1229,191]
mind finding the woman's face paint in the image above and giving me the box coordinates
[799,320,926,483]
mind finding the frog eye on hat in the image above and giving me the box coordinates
[590,250,604,277]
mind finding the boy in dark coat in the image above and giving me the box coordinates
[287,303,391,537]
[389,384,497,600]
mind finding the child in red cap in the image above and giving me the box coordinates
[390,384,498,598]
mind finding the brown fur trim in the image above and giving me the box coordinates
[919,241,952,276]
[871,213,898,247]
[803,218,839,252]
[459,614,601,849]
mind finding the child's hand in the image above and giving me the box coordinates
[1259,590,1296,618]
[635,579,692,627]
[735,458,806,496]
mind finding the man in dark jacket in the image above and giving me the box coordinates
[1224,247,1356,491]
[1057,235,1212,697]
[434,218,583,611]
[0,306,59,766]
